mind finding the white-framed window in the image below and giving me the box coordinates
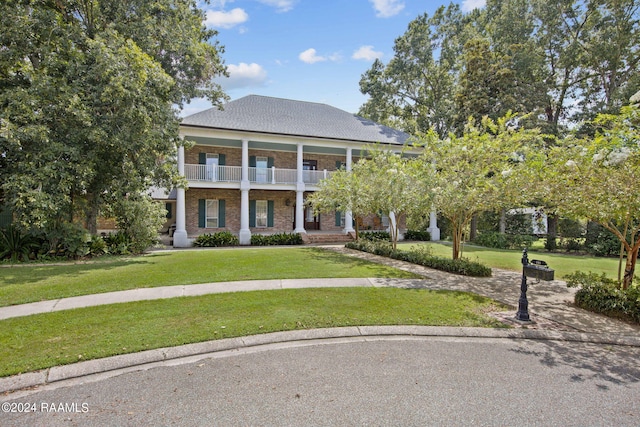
[206,199,219,228]
[255,200,268,228]
[381,214,390,228]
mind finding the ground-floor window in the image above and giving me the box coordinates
[206,199,219,228]
[198,198,225,228]
[256,200,268,228]
[250,199,274,228]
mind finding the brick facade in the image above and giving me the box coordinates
[180,145,401,239]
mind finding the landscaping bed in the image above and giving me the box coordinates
[345,240,492,277]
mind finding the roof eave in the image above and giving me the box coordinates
[179,123,407,146]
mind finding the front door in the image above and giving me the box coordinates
[304,206,320,230]
[206,154,219,181]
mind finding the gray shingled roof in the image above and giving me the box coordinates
[181,95,409,145]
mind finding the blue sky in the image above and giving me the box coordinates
[183,0,487,117]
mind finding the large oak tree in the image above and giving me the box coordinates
[0,0,227,236]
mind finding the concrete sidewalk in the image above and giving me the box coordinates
[0,277,411,320]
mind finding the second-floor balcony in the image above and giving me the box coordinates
[185,164,334,186]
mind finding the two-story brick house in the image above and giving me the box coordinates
[170,95,418,247]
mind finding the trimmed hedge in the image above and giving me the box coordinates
[193,231,239,247]
[250,232,303,246]
[565,271,640,324]
[404,229,431,241]
[345,240,492,277]
[360,231,391,241]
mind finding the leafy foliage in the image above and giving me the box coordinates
[545,106,640,288]
[103,231,133,256]
[404,230,431,241]
[417,115,545,259]
[584,222,623,257]
[0,226,39,262]
[358,0,640,136]
[193,232,239,247]
[566,271,640,324]
[0,0,227,235]
[360,231,391,241]
[107,195,164,254]
[250,233,303,246]
[346,240,492,277]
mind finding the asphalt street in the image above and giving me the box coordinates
[2,336,639,426]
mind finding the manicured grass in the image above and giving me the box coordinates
[0,248,420,307]
[400,242,624,279]
[0,287,508,377]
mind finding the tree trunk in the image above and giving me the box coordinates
[499,209,506,234]
[546,213,558,251]
[85,194,99,235]
[622,246,638,290]
[452,224,463,260]
[470,214,478,240]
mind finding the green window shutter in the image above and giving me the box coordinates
[218,154,226,165]
[249,156,256,167]
[199,153,206,165]
[198,199,206,228]
[166,203,172,219]
[249,200,256,228]
[267,200,275,227]
[218,200,226,227]
[267,157,274,168]
[335,211,342,226]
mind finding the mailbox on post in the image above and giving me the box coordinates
[523,259,555,282]
[515,249,555,322]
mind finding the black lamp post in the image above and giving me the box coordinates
[515,248,531,322]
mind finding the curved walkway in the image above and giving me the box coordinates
[1,247,639,395]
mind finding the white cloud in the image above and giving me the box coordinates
[218,62,268,90]
[352,45,383,61]
[299,48,326,64]
[460,0,486,12]
[205,8,248,29]
[369,0,405,18]
[257,0,297,12]
[298,48,341,64]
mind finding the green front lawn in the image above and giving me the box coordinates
[0,248,420,307]
[0,287,507,377]
[400,242,624,279]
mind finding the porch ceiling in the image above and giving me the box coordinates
[184,135,366,156]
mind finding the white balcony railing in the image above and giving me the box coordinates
[185,164,242,183]
[185,164,333,185]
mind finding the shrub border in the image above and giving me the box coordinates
[345,240,492,277]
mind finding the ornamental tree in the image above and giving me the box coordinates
[308,147,433,249]
[545,106,640,289]
[306,165,373,240]
[353,148,433,249]
[416,115,544,260]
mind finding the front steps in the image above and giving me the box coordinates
[304,233,354,245]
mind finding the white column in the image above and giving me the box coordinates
[239,139,251,245]
[427,209,440,241]
[173,144,190,247]
[294,142,306,234]
[343,147,354,233]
